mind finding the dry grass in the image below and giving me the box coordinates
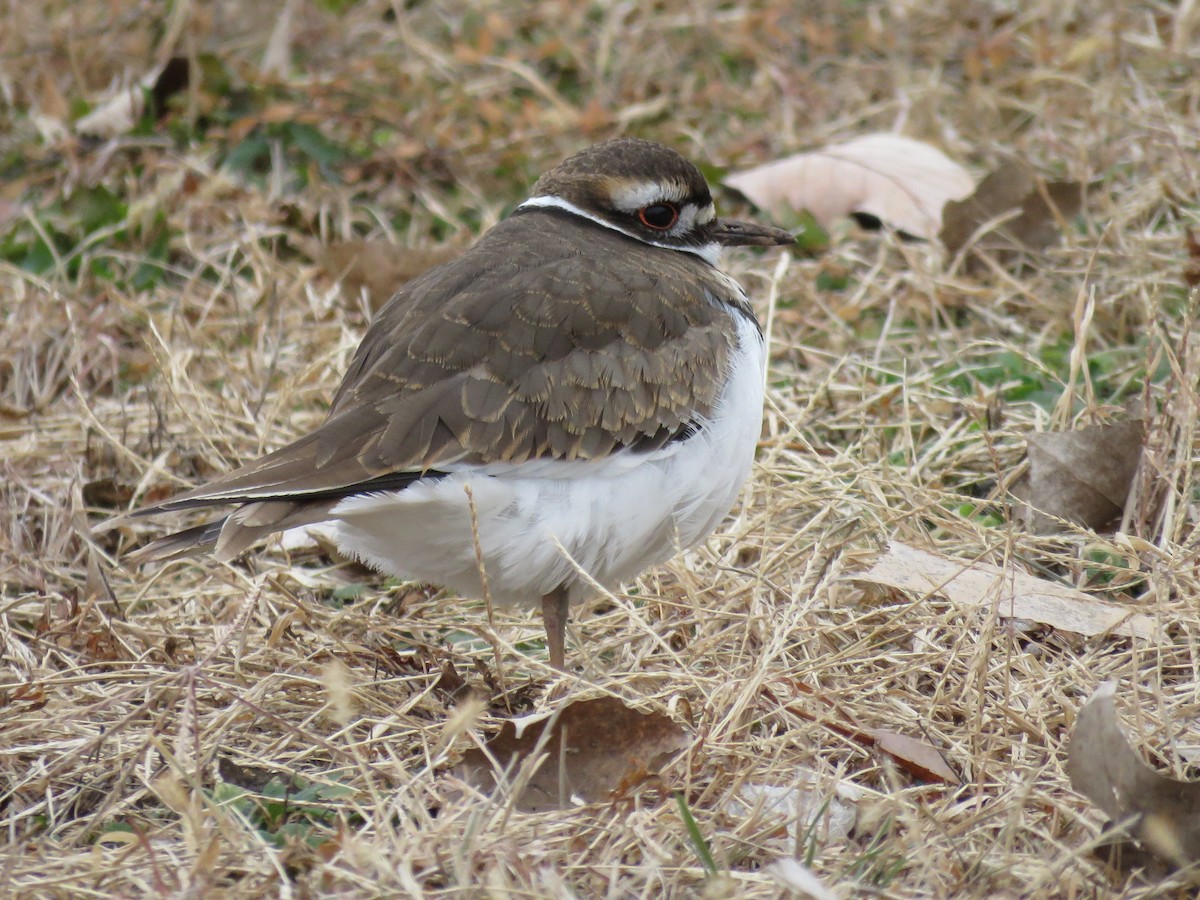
[2,1,1200,896]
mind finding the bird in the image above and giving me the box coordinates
[120,138,794,670]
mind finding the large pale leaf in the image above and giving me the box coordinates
[724,133,974,240]
[855,541,1155,640]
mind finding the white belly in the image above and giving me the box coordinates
[328,313,764,608]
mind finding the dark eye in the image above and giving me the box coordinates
[638,203,679,230]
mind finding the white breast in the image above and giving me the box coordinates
[328,311,765,608]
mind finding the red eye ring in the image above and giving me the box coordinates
[638,203,679,230]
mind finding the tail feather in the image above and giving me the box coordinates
[120,498,339,566]
[125,518,227,564]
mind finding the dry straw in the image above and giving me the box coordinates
[2,0,1199,896]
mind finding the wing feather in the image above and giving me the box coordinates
[134,209,738,517]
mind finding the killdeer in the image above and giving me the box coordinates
[122,138,793,670]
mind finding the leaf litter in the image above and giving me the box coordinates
[2,1,1199,897]
[453,696,689,812]
[1068,681,1200,871]
[1023,420,1145,534]
[765,682,958,784]
[726,768,862,845]
[940,159,1085,261]
[724,133,974,240]
[855,541,1156,641]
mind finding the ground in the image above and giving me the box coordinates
[2,1,1199,897]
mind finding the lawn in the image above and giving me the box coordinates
[2,1,1199,896]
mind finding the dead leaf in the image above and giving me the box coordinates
[433,660,471,701]
[455,696,689,812]
[37,70,70,121]
[866,728,957,782]
[261,0,299,78]
[32,70,71,142]
[217,757,298,793]
[8,682,48,712]
[75,90,145,140]
[854,541,1155,640]
[1067,681,1200,868]
[724,133,974,240]
[321,658,353,726]
[1183,227,1200,289]
[940,160,1084,258]
[726,769,862,844]
[1025,420,1144,533]
[75,57,191,139]
[313,239,462,313]
[766,682,957,784]
[0,198,21,231]
[148,57,191,121]
[82,477,134,509]
[769,859,839,900]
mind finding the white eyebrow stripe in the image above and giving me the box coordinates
[517,196,723,266]
[607,178,690,212]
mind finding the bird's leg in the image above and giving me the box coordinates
[541,586,570,671]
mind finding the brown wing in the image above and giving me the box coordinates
[138,209,738,514]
